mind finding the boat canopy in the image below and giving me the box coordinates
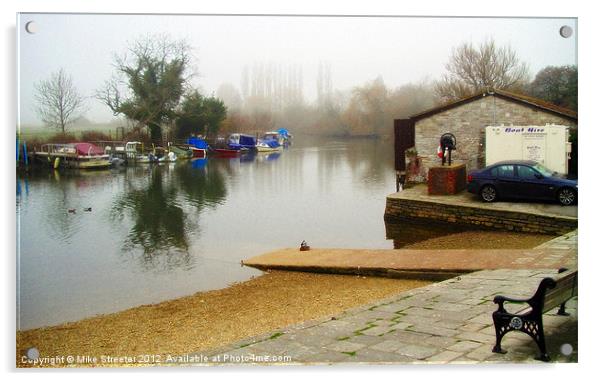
[228,133,256,149]
[73,143,104,156]
[187,137,208,149]
[277,128,291,137]
[262,139,280,148]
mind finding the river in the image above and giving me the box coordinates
[17,137,462,330]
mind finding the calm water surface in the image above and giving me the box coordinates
[16,137,455,329]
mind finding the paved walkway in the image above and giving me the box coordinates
[195,232,577,365]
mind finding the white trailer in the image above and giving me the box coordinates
[485,124,572,174]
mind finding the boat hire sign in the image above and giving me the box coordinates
[503,127,546,134]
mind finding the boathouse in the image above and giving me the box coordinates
[394,89,578,183]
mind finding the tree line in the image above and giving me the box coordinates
[33,37,577,140]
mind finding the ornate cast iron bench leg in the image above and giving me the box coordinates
[492,311,508,354]
[527,316,550,362]
[492,311,550,362]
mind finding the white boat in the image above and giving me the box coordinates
[158,151,178,162]
[124,142,176,163]
[256,140,283,152]
[125,141,150,162]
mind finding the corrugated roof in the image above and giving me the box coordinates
[410,89,577,122]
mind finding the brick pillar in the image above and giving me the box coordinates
[427,163,467,195]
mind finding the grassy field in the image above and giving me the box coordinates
[17,121,133,145]
[19,125,118,135]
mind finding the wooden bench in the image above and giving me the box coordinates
[491,268,577,361]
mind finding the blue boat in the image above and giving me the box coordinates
[187,137,208,158]
[227,133,257,151]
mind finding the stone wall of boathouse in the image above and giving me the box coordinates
[409,96,577,183]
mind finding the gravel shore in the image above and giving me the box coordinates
[17,271,430,367]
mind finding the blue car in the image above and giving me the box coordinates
[467,160,577,206]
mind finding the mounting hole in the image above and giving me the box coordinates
[25,21,38,34]
[26,347,40,360]
[560,343,573,356]
[559,25,573,38]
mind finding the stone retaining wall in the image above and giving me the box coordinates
[384,196,577,235]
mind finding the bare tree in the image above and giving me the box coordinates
[435,39,530,103]
[34,68,86,133]
[342,76,388,136]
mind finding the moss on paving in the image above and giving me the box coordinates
[269,332,284,340]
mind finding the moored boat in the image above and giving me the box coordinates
[158,151,178,162]
[168,143,193,160]
[256,139,282,152]
[263,131,285,146]
[227,133,257,151]
[34,143,111,169]
[187,137,208,158]
[209,147,242,157]
[124,141,154,163]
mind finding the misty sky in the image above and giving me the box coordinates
[17,13,577,125]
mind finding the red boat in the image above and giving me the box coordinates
[187,137,207,159]
[210,148,241,157]
[191,147,206,158]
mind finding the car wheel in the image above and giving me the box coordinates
[480,185,497,202]
[557,187,576,206]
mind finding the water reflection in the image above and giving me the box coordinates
[190,158,207,169]
[112,166,192,269]
[313,138,394,194]
[110,162,228,272]
[256,152,281,162]
[385,218,469,249]
[174,160,227,210]
[240,151,257,163]
[16,177,29,197]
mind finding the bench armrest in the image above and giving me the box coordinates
[493,295,530,313]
